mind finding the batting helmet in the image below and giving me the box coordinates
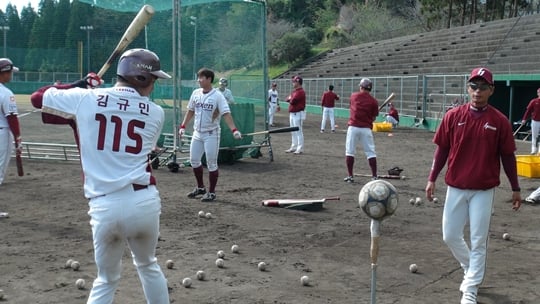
[359,78,372,91]
[117,49,171,88]
[219,78,228,86]
[0,58,19,73]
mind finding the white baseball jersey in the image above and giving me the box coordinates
[42,86,164,198]
[219,88,234,103]
[187,88,231,132]
[268,88,279,103]
[0,83,18,128]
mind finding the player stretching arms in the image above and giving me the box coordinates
[179,68,242,202]
[31,49,171,304]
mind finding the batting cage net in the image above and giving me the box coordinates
[75,0,270,163]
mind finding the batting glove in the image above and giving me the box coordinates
[233,129,242,140]
[71,72,104,89]
[15,137,23,155]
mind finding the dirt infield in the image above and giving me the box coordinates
[1,97,540,304]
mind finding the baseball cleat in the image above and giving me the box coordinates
[343,176,354,183]
[187,187,206,198]
[201,192,216,202]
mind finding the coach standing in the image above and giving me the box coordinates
[343,78,379,183]
[285,75,306,154]
[425,67,521,304]
[0,58,22,187]
[520,88,540,154]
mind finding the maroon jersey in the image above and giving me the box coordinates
[388,107,399,122]
[321,91,339,108]
[522,97,540,121]
[348,91,379,128]
[288,87,306,113]
[434,104,516,190]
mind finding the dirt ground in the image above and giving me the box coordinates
[1,97,540,304]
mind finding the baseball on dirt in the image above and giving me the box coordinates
[231,244,239,253]
[257,261,267,271]
[217,250,225,258]
[196,270,206,281]
[414,197,422,206]
[409,263,418,273]
[301,275,310,286]
[409,198,415,205]
[71,261,80,271]
[198,210,205,218]
[432,197,439,203]
[166,259,174,269]
[503,233,511,240]
[216,258,225,268]
[65,259,74,269]
[75,278,85,289]
[205,212,212,219]
[0,289,4,300]
[182,277,192,288]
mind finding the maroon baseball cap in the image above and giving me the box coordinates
[468,67,493,85]
[292,75,303,85]
[0,58,19,73]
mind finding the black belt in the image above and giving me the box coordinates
[133,184,148,191]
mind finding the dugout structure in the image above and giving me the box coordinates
[80,0,271,164]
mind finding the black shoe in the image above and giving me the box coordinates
[187,187,206,198]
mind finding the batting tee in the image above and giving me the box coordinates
[80,0,271,164]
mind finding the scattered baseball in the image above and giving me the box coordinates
[503,233,511,240]
[182,277,192,288]
[166,259,174,269]
[217,250,225,258]
[231,244,239,253]
[216,258,225,268]
[0,289,4,300]
[414,197,422,206]
[198,210,205,218]
[409,198,415,205]
[196,270,206,281]
[75,278,85,289]
[300,275,310,286]
[65,259,74,269]
[71,261,80,271]
[432,197,439,203]
[409,263,418,273]
[257,261,267,271]
[205,212,212,219]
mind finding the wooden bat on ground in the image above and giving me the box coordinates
[16,154,23,176]
[354,173,407,180]
[96,5,155,77]
[378,92,396,112]
[262,196,340,211]
[245,126,299,136]
[513,122,525,137]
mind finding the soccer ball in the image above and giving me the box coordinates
[358,179,399,220]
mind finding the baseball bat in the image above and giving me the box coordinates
[16,154,23,176]
[378,93,396,112]
[370,219,381,304]
[246,126,299,136]
[96,4,155,77]
[261,196,340,207]
[513,122,525,136]
[354,173,407,180]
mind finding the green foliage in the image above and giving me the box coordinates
[269,31,312,65]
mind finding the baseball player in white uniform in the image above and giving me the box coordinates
[218,77,234,104]
[0,58,22,187]
[180,68,242,202]
[30,49,171,304]
[268,82,279,126]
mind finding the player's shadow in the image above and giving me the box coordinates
[478,290,512,304]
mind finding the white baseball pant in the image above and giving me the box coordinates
[87,185,169,304]
[190,129,220,171]
[345,126,376,159]
[268,103,278,125]
[0,127,14,185]
[442,186,495,295]
[288,111,304,153]
[530,120,540,154]
[320,107,335,131]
